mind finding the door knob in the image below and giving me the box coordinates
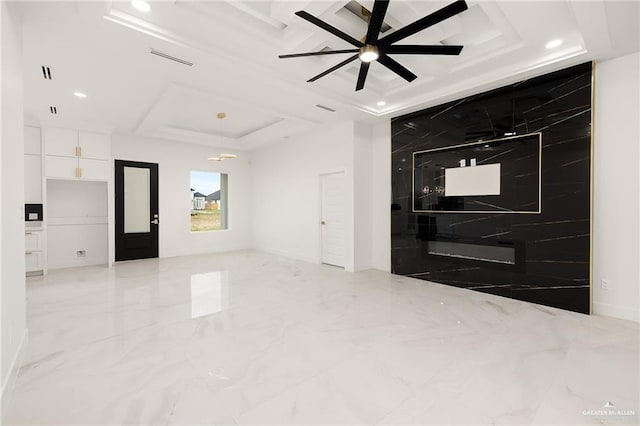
[321,220,326,225]
[151,219,159,225]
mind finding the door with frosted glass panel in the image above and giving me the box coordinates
[115,160,159,261]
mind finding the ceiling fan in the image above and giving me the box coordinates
[279,0,468,91]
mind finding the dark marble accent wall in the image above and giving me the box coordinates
[391,62,592,314]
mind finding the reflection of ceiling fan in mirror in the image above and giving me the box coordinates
[279,0,468,91]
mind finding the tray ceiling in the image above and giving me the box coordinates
[19,0,639,150]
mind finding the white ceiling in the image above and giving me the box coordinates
[19,0,639,151]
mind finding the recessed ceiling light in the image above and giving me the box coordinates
[217,112,227,119]
[73,92,87,99]
[545,39,563,49]
[377,100,386,106]
[207,157,222,162]
[131,0,151,13]
[220,154,237,159]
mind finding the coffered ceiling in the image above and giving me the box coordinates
[19,0,639,150]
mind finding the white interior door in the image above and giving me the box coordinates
[321,172,346,267]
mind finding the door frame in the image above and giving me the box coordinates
[114,159,159,261]
[319,170,347,268]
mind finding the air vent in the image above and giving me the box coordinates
[49,106,57,114]
[315,104,336,112]
[150,49,193,67]
[41,65,52,80]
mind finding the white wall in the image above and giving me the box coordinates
[353,122,373,271]
[1,0,27,408]
[111,135,252,258]
[252,122,357,269]
[47,180,108,269]
[371,121,391,272]
[593,52,640,322]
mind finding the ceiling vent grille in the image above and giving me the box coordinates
[150,49,193,67]
[315,104,336,112]
[49,106,57,114]
[41,66,52,80]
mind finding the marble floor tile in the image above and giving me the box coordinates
[2,250,638,425]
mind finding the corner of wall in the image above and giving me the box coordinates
[1,328,28,416]
[593,303,640,323]
[592,52,640,322]
[250,121,357,270]
[1,0,27,406]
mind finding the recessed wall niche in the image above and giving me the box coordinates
[391,62,592,314]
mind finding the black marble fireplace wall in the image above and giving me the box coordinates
[391,62,592,314]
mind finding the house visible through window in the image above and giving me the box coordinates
[190,171,228,231]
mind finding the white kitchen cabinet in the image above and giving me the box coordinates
[25,230,43,251]
[24,126,42,155]
[24,126,46,275]
[24,154,43,202]
[78,131,109,160]
[45,156,78,180]
[25,229,45,274]
[44,127,110,181]
[79,158,109,180]
[25,251,44,273]
[24,126,43,203]
[44,128,78,157]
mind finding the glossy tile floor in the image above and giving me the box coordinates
[3,251,639,425]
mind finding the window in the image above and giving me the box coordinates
[190,171,228,231]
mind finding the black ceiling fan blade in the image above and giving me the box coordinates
[379,0,468,45]
[365,0,390,44]
[295,11,363,47]
[355,62,370,91]
[377,55,417,82]
[279,49,359,59]
[307,54,359,82]
[386,45,464,55]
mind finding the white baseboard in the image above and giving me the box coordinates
[1,328,28,417]
[593,302,640,322]
[161,245,253,259]
[254,246,319,265]
[353,262,375,272]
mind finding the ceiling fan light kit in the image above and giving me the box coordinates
[359,45,379,62]
[208,154,237,162]
[279,0,468,91]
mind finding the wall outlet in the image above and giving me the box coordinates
[76,250,86,258]
[601,279,610,290]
